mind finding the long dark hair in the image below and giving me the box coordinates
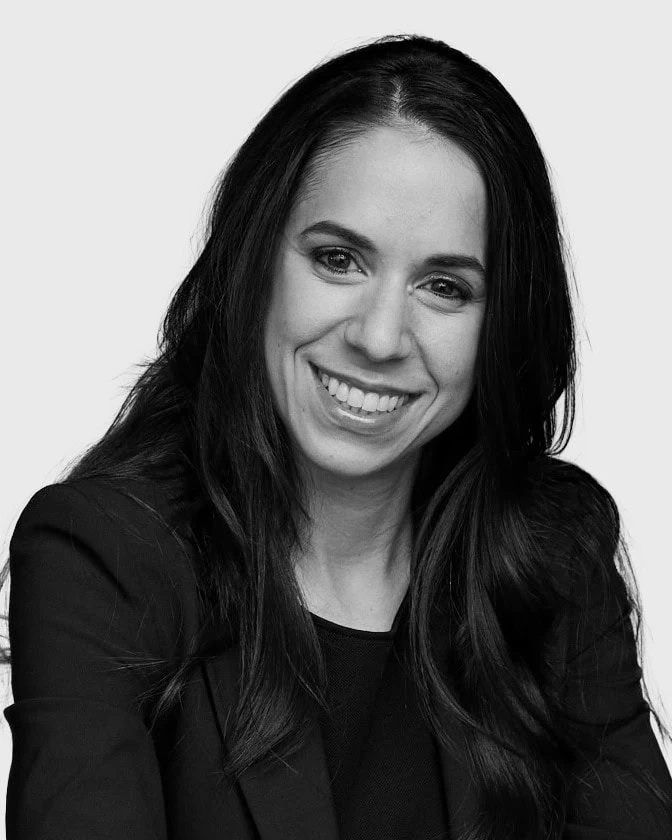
[2,34,670,840]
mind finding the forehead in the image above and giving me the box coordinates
[288,124,487,258]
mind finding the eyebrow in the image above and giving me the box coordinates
[298,220,486,277]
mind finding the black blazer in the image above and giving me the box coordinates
[4,476,672,839]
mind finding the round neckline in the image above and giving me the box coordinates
[309,588,409,640]
[310,612,396,639]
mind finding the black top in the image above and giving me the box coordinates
[311,591,450,839]
[4,476,672,839]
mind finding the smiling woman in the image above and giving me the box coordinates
[2,33,672,840]
[265,126,486,502]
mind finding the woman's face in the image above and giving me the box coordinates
[264,124,487,479]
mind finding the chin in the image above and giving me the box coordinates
[299,437,415,480]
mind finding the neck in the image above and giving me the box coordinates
[293,451,420,627]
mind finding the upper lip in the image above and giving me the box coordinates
[312,363,418,397]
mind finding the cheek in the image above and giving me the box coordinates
[426,315,483,395]
[269,258,341,346]
[264,258,335,403]
[265,272,301,356]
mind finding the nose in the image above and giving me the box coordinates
[343,277,413,361]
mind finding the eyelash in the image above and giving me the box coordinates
[313,247,472,302]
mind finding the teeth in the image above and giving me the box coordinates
[346,388,364,408]
[362,392,379,412]
[335,382,349,402]
[316,366,410,413]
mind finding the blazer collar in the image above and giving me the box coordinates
[203,626,477,840]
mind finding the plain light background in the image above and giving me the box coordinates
[1,1,670,833]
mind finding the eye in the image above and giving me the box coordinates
[313,247,362,276]
[419,277,472,303]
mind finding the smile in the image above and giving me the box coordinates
[308,362,420,431]
[314,365,412,414]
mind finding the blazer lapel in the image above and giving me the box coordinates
[436,691,479,837]
[431,625,480,837]
[375,622,479,839]
[203,627,479,840]
[203,647,340,840]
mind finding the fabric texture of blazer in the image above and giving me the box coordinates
[4,475,672,839]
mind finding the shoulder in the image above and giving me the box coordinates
[522,455,635,649]
[527,457,637,667]
[527,455,623,572]
[527,455,619,528]
[9,476,200,647]
[12,474,190,551]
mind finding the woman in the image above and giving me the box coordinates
[2,33,671,840]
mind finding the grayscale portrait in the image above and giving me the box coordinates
[2,17,671,840]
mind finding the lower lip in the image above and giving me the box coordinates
[309,363,417,434]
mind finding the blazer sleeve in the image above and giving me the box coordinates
[4,481,180,840]
[558,545,672,839]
